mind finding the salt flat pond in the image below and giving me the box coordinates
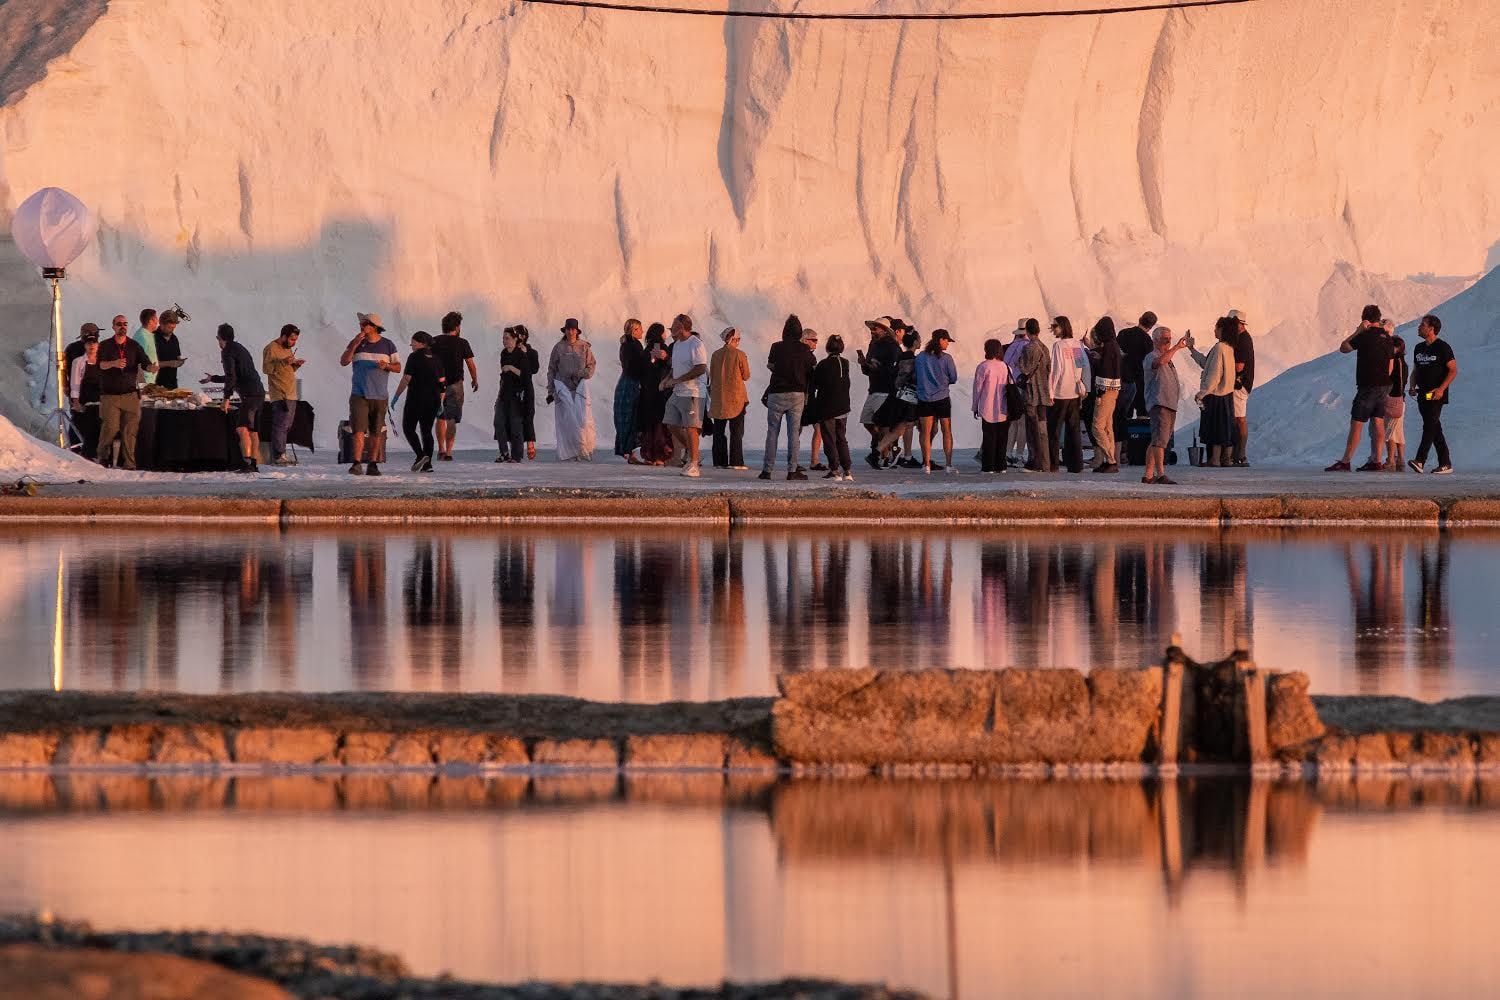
[0,774,1496,997]
[0,526,1493,699]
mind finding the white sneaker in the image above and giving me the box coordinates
[681,463,701,478]
[843,472,854,482]
[945,465,959,474]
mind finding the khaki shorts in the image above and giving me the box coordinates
[350,395,389,435]
[1149,406,1176,449]
[859,392,888,424]
[1232,386,1249,418]
[664,394,702,429]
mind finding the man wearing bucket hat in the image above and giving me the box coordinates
[339,311,401,476]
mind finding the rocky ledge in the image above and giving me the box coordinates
[1,654,1498,775]
[0,915,921,1000]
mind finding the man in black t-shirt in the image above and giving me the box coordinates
[1326,304,1392,472]
[153,309,185,389]
[858,316,900,462]
[1407,313,1457,474]
[430,311,478,461]
[1115,310,1156,453]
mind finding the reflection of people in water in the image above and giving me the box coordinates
[1345,540,1408,693]
[339,539,389,689]
[548,537,591,694]
[710,535,748,695]
[1199,539,1252,657]
[494,536,537,690]
[1415,538,1451,699]
[404,540,464,690]
[764,534,811,674]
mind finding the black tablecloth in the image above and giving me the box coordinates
[137,401,315,472]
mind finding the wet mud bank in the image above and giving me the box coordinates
[2,653,1497,775]
[0,915,920,1000]
[4,490,1500,526]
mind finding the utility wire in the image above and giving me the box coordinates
[518,0,1259,20]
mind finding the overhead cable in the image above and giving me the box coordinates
[518,0,1260,21]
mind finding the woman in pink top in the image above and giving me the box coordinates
[972,337,1012,473]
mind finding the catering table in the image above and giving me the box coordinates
[136,401,315,472]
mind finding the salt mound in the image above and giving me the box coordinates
[0,412,113,481]
[1249,266,1500,469]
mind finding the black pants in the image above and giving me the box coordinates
[70,405,101,460]
[1415,397,1450,467]
[495,393,527,460]
[1025,403,1051,471]
[403,402,437,460]
[1048,397,1084,472]
[980,419,1007,472]
[711,406,746,467]
[820,416,852,473]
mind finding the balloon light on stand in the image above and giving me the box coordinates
[10,187,94,448]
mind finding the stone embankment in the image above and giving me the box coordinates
[2,650,1498,775]
[0,915,919,1000]
[6,489,1500,526]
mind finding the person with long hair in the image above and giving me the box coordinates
[1380,324,1409,471]
[1194,316,1238,467]
[634,322,674,465]
[873,329,921,467]
[914,329,959,473]
[494,325,538,462]
[1047,316,1090,473]
[547,318,597,461]
[1088,316,1122,472]
[972,337,1011,473]
[812,333,854,480]
[614,318,646,459]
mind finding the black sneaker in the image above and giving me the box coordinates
[787,470,808,481]
[411,456,425,472]
[420,455,434,473]
[1433,465,1454,475]
[865,452,881,470]
[366,463,382,477]
[1407,459,1425,474]
[235,463,256,475]
[439,453,454,462]
[1233,458,1251,468]
[758,469,772,480]
[348,462,365,476]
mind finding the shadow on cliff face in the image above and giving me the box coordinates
[0,214,512,447]
[0,0,108,108]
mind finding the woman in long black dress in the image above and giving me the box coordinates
[634,322,674,465]
[615,318,646,459]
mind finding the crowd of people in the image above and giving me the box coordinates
[60,301,1459,479]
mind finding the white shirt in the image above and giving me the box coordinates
[671,334,709,398]
[1049,339,1092,400]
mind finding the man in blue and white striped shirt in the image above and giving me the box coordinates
[339,311,401,476]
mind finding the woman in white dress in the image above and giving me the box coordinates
[548,318,598,461]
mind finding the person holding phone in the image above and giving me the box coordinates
[262,323,306,465]
[339,312,402,476]
[1407,313,1456,474]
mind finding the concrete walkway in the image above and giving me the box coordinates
[5,449,1500,524]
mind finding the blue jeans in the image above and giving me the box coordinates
[763,391,805,472]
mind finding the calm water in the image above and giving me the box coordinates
[0,774,1495,997]
[0,526,1494,699]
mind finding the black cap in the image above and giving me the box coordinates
[1361,304,1382,323]
[934,328,955,342]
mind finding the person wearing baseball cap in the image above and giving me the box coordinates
[153,308,186,389]
[67,327,104,459]
[1226,308,1254,466]
[63,322,100,396]
[340,311,401,475]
